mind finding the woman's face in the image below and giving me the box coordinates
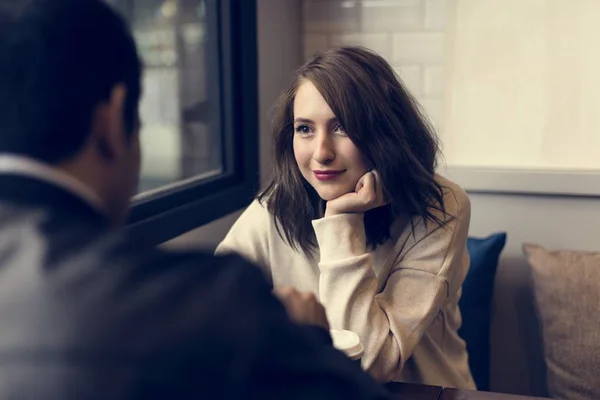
[292,80,369,201]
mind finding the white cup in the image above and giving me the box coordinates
[330,329,364,363]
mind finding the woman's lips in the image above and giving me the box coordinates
[313,170,345,181]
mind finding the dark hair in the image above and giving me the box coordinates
[0,0,141,164]
[259,46,449,254]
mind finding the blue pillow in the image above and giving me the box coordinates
[458,232,507,391]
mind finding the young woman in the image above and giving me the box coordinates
[216,46,475,389]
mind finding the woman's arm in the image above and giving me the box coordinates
[314,187,470,382]
[215,199,272,280]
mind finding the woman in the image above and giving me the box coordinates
[216,46,475,389]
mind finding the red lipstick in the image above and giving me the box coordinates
[314,170,345,181]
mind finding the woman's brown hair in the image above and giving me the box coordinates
[258,46,447,254]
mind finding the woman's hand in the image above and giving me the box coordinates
[325,170,387,217]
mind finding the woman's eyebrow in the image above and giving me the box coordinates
[293,118,314,124]
[293,117,339,124]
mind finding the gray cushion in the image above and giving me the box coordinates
[523,244,600,400]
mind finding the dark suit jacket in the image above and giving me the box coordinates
[0,175,390,399]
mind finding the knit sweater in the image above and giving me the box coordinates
[216,175,476,389]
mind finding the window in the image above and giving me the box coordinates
[109,0,258,245]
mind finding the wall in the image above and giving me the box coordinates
[166,0,303,250]
[303,0,448,134]
[445,0,600,170]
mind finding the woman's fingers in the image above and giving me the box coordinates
[324,170,387,216]
[359,171,377,206]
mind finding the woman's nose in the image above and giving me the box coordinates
[313,132,335,164]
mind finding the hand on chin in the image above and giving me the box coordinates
[324,170,387,217]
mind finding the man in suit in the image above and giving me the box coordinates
[0,0,390,398]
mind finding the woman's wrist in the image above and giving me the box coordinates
[323,207,338,218]
[324,207,360,218]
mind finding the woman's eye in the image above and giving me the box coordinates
[294,125,313,135]
[333,124,347,135]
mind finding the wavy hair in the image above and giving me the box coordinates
[259,46,448,254]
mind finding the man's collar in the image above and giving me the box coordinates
[0,154,105,213]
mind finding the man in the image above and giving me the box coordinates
[0,0,390,398]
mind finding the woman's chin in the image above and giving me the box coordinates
[315,187,349,202]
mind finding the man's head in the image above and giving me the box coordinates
[0,0,143,226]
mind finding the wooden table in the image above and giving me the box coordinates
[386,382,548,400]
[386,382,443,400]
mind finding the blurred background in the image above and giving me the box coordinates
[110,0,222,193]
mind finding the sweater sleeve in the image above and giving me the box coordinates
[215,200,272,281]
[313,187,471,383]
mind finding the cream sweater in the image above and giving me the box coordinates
[216,175,476,389]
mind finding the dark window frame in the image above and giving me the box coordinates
[125,0,259,246]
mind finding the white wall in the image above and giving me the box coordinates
[166,0,302,250]
[446,0,600,171]
[303,0,448,134]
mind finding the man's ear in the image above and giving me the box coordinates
[91,84,128,161]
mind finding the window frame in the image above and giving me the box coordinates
[125,0,259,246]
